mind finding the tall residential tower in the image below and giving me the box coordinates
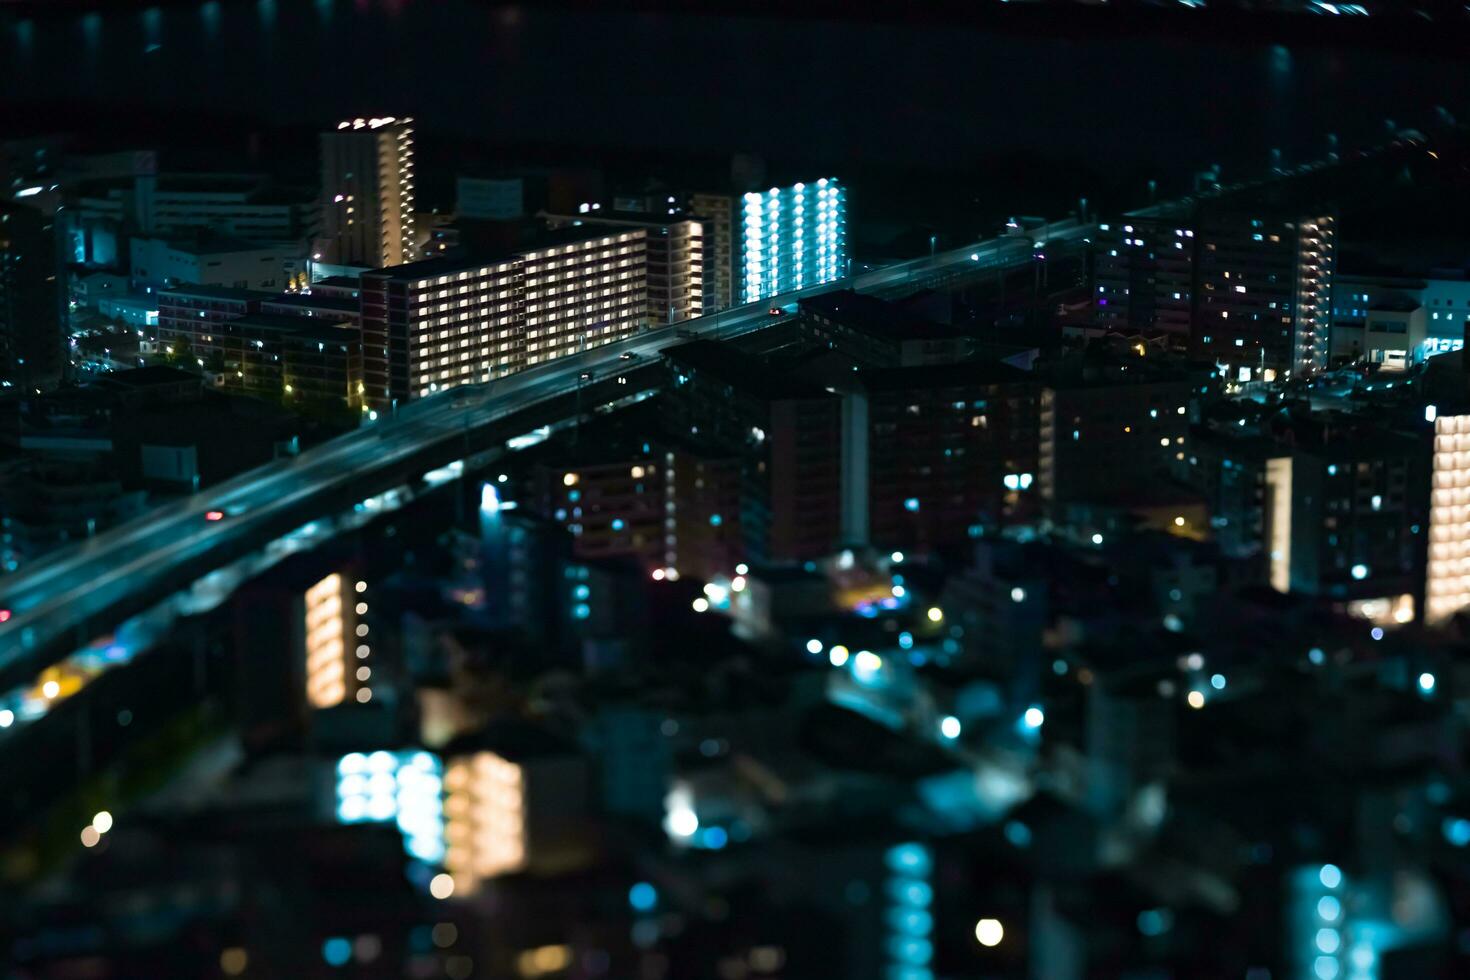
[741,178,846,305]
[320,116,416,268]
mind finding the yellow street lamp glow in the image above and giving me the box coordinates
[927,607,943,622]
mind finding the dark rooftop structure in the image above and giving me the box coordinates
[661,340,834,401]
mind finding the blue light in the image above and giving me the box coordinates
[1003,820,1032,848]
[898,632,913,650]
[1351,564,1369,580]
[323,937,352,967]
[886,908,934,936]
[1317,895,1341,921]
[1137,908,1174,937]
[611,519,625,531]
[710,514,722,526]
[1319,864,1343,889]
[904,498,920,513]
[888,879,933,907]
[1316,927,1341,954]
[479,483,501,514]
[1314,955,1340,980]
[885,843,932,876]
[701,826,728,849]
[573,584,590,600]
[886,937,933,966]
[629,881,658,912]
[1444,817,1470,847]
[574,603,591,620]
[1418,672,1436,693]
[1210,673,1226,690]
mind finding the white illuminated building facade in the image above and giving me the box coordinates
[303,572,374,709]
[359,230,647,408]
[320,116,416,267]
[1426,414,1470,625]
[444,751,527,891]
[741,178,845,304]
[304,573,347,709]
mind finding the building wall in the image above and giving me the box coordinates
[1040,380,1191,507]
[1093,217,1194,339]
[687,192,735,313]
[1193,214,1334,379]
[864,377,1040,551]
[321,118,415,268]
[130,236,299,291]
[0,202,62,386]
[1427,414,1470,624]
[1286,441,1424,600]
[457,176,524,221]
[358,230,647,408]
[740,178,846,304]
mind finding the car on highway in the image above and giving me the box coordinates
[619,351,639,361]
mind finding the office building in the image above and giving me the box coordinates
[1331,273,1470,368]
[0,201,63,387]
[739,178,846,304]
[66,171,318,269]
[320,117,416,268]
[130,231,305,292]
[358,228,647,408]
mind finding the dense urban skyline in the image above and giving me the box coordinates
[5,3,1470,980]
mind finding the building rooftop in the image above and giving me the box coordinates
[261,293,358,316]
[363,227,638,282]
[95,365,202,390]
[858,360,1035,392]
[1367,297,1422,314]
[158,284,274,303]
[228,313,358,342]
[138,230,284,256]
[799,290,959,342]
[661,340,835,401]
[310,276,361,291]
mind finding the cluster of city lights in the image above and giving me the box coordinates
[335,750,445,864]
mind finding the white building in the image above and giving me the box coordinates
[129,232,304,292]
[358,228,648,408]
